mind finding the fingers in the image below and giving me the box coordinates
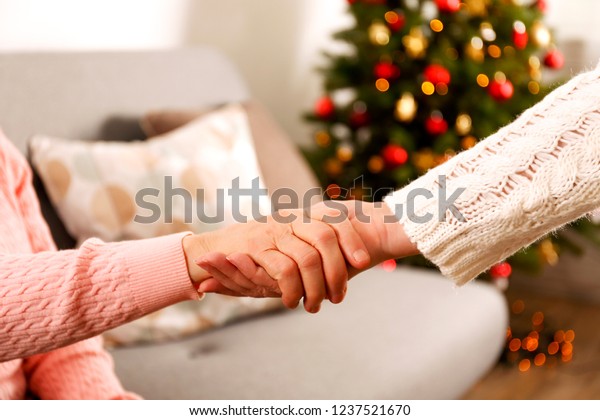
[196,252,254,294]
[275,234,328,313]
[291,219,348,305]
[253,249,304,310]
[310,201,371,270]
[196,252,279,298]
[226,253,281,296]
[196,278,244,297]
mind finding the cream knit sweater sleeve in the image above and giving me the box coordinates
[384,65,600,285]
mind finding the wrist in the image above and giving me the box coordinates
[182,233,213,283]
[378,201,419,261]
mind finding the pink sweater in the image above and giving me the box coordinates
[0,132,201,399]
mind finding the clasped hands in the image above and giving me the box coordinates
[182,200,417,313]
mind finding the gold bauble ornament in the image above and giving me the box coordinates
[369,21,391,46]
[528,80,540,95]
[402,27,428,59]
[394,92,418,123]
[336,144,354,162]
[532,21,551,47]
[529,55,541,70]
[455,113,472,136]
[539,238,559,266]
[464,0,488,16]
[480,22,496,42]
[413,149,435,173]
[465,37,485,63]
[314,130,331,148]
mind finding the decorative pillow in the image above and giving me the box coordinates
[140,101,322,210]
[29,103,282,346]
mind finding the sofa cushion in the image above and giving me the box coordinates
[110,267,507,399]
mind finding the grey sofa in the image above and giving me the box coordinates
[0,48,507,399]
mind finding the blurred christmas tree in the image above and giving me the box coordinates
[304,0,600,286]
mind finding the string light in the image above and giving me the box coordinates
[461,135,477,149]
[476,73,490,87]
[315,131,330,147]
[519,359,531,372]
[534,353,546,366]
[488,45,502,58]
[375,78,390,92]
[421,81,435,95]
[455,113,472,135]
[505,300,576,371]
[430,19,444,32]
[368,156,385,174]
[324,159,343,177]
[512,299,525,314]
[395,92,418,122]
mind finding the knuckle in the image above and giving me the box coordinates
[299,249,322,271]
[313,226,337,246]
[305,286,326,303]
[276,260,297,280]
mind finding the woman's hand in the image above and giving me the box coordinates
[182,207,371,313]
[197,200,418,304]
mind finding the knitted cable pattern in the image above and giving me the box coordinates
[385,65,600,285]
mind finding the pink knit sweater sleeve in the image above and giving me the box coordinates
[0,144,201,366]
[0,131,202,399]
[0,234,200,362]
[6,155,140,399]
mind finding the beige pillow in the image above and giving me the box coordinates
[30,103,271,242]
[30,103,282,346]
[140,101,321,208]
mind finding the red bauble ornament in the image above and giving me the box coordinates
[424,64,451,85]
[374,62,400,79]
[488,80,514,102]
[350,110,369,127]
[315,97,335,119]
[435,0,461,13]
[490,262,512,278]
[381,259,397,272]
[544,50,564,69]
[425,113,449,136]
[536,0,547,13]
[512,29,529,50]
[382,145,409,168]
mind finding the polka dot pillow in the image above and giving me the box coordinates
[29,103,282,345]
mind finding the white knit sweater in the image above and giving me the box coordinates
[385,64,600,285]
